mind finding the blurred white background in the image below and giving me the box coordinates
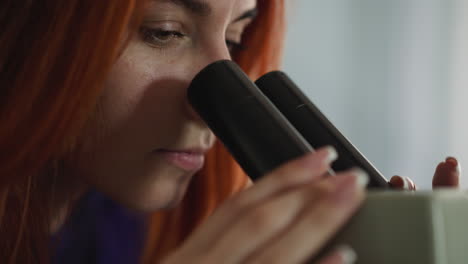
[283,0,468,189]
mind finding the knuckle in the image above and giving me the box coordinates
[224,195,251,213]
[306,206,330,226]
[244,205,280,234]
[267,160,302,180]
[302,184,340,221]
[310,181,333,198]
[269,169,302,186]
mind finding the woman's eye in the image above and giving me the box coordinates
[226,39,246,54]
[140,26,185,47]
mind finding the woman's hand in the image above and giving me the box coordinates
[163,147,367,264]
[431,157,460,188]
[389,157,461,190]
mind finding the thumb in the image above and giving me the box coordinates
[432,157,460,188]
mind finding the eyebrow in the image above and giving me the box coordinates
[169,0,212,17]
[234,8,258,23]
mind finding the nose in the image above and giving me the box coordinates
[185,39,232,124]
[195,39,232,73]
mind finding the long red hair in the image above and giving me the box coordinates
[0,0,285,263]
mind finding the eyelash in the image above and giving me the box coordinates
[139,27,186,48]
[139,26,247,54]
[226,39,246,53]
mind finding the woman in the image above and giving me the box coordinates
[0,0,458,263]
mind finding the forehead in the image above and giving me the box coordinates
[157,0,257,16]
[233,0,257,11]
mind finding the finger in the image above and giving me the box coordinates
[433,157,460,188]
[316,245,357,264]
[230,146,338,208]
[245,170,368,264]
[389,176,405,189]
[405,177,416,191]
[389,176,416,190]
[182,146,338,253]
[207,175,328,263]
[209,170,365,263]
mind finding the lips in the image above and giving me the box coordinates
[156,148,207,171]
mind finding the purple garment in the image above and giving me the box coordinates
[52,191,147,264]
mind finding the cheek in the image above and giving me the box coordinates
[73,43,211,211]
[81,37,202,152]
[81,48,184,158]
[68,0,250,210]
[99,55,192,148]
[100,53,154,127]
[101,44,197,123]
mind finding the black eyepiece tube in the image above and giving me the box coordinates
[255,71,389,188]
[187,60,315,181]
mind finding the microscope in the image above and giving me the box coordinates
[188,60,468,264]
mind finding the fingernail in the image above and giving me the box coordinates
[389,176,402,189]
[331,169,368,203]
[336,244,357,264]
[402,177,409,190]
[352,169,369,189]
[446,157,457,167]
[446,156,461,173]
[324,146,338,163]
[297,146,338,169]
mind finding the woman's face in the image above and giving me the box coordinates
[77,0,257,211]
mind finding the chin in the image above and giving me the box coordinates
[119,176,193,213]
[115,195,179,213]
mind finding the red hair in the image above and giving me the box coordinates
[0,0,139,262]
[0,0,285,263]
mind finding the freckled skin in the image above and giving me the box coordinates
[75,0,257,212]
